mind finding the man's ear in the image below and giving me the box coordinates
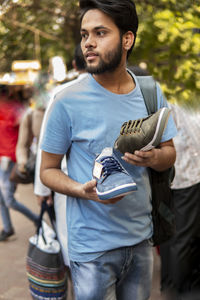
[123,31,135,51]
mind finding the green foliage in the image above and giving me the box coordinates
[131,0,200,106]
[0,0,80,72]
[0,0,199,105]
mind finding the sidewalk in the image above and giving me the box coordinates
[0,184,39,299]
[0,184,164,300]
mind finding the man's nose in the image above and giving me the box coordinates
[85,34,96,48]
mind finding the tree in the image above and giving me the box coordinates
[0,0,199,106]
[131,0,200,106]
[0,0,80,72]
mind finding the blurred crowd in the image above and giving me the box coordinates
[0,50,200,300]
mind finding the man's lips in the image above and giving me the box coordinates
[85,52,98,61]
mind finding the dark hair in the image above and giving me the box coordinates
[79,0,138,58]
[74,44,86,71]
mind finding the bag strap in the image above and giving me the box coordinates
[36,200,56,236]
[136,75,157,115]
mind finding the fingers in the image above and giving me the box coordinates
[17,163,27,173]
[82,179,99,201]
[82,180,123,204]
[46,194,54,206]
[36,195,46,206]
[125,150,149,159]
[83,179,97,192]
[99,196,123,205]
[36,194,53,206]
[122,152,144,164]
[122,150,153,166]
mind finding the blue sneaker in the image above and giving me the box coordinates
[93,148,137,200]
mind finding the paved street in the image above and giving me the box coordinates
[0,184,164,300]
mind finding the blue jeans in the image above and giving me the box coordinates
[0,161,39,232]
[70,240,153,300]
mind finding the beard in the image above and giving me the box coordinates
[85,39,123,75]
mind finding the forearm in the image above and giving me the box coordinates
[16,147,29,165]
[40,167,84,198]
[40,151,98,202]
[16,109,33,165]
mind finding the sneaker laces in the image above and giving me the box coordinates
[120,119,144,135]
[100,156,124,177]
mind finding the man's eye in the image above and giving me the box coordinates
[81,33,88,39]
[97,31,105,36]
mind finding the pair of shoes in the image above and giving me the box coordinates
[114,107,171,154]
[93,108,170,200]
[93,148,137,200]
[0,228,15,241]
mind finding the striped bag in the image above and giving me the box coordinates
[26,201,67,300]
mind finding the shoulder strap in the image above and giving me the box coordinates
[136,76,157,115]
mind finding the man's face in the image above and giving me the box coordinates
[80,9,123,74]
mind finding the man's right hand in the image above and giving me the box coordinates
[81,179,123,205]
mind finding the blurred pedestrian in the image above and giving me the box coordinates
[15,75,50,176]
[160,104,200,299]
[40,1,176,300]
[0,84,39,242]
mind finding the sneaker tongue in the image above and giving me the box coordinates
[97,147,113,159]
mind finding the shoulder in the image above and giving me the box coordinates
[47,73,90,114]
[54,73,89,100]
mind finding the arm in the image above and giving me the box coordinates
[34,147,53,206]
[40,150,123,204]
[122,139,176,172]
[16,110,33,172]
[40,150,98,200]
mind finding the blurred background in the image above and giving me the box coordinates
[0,1,200,299]
[0,0,199,106]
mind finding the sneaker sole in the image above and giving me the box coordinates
[96,182,137,200]
[140,107,171,151]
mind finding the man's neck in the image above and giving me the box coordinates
[93,66,135,95]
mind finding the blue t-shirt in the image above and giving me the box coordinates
[41,72,177,262]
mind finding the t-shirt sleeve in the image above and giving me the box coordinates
[156,83,177,142]
[41,98,71,154]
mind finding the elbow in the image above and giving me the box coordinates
[40,166,47,186]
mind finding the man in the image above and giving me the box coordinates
[40,1,176,299]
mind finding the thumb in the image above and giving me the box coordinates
[84,179,97,192]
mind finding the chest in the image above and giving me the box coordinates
[68,92,148,155]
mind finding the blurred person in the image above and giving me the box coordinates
[160,104,200,300]
[0,84,39,242]
[34,43,86,300]
[16,80,50,175]
[40,1,177,300]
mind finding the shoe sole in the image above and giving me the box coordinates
[96,182,137,200]
[0,232,15,241]
[140,107,171,151]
